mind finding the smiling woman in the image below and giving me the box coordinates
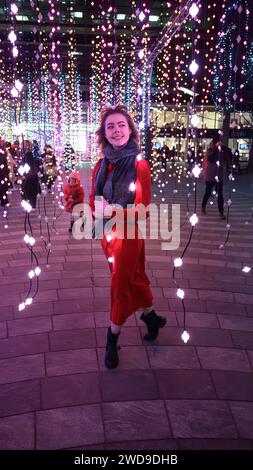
[89,103,167,369]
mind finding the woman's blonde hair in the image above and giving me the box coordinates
[96,103,139,149]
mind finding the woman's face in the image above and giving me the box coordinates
[104,113,132,149]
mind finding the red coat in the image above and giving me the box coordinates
[64,182,84,213]
[90,156,153,325]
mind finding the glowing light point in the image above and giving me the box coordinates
[242,266,251,273]
[190,114,200,127]
[189,3,199,18]
[129,182,136,191]
[189,60,199,75]
[107,235,112,242]
[8,31,17,43]
[34,267,41,276]
[12,46,19,58]
[139,121,145,130]
[190,213,198,226]
[18,302,26,311]
[136,154,142,161]
[139,12,145,22]
[28,270,35,279]
[11,87,18,98]
[11,3,18,14]
[25,298,33,306]
[138,49,144,60]
[15,79,23,91]
[181,330,190,343]
[177,288,185,299]
[108,257,114,263]
[174,257,183,268]
[192,165,201,178]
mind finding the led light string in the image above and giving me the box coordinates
[19,202,41,311]
[172,1,201,344]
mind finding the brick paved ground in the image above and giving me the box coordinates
[0,167,253,450]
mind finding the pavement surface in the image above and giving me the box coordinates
[0,167,253,450]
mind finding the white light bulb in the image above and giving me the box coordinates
[190,213,198,226]
[139,11,145,21]
[8,30,17,43]
[177,288,185,299]
[35,267,41,276]
[136,154,142,161]
[106,235,112,242]
[174,257,183,267]
[25,298,33,305]
[190,114,200,127]
[189,60,199,75]
[11,3,18,15]
[242,266,251,273]
[137,86,143,95]
[18,302,26,311]
[29,237,35,246]
[11,87,18,98]
[108,257,114,263]
[138,49,144,59]
[129,182,136,191]
[189,3,199,18]
[192,165,201,178]
[181,330,190,343]
[12,46,19,58]
[139,121,145,130]
[28,270,35,279]
[15,79,23,91]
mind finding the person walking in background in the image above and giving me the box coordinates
[64,171,84,232]
[22,147,41,209]
[89,104,166,370]
[201,135,232,220]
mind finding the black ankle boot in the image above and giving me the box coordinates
[105,327,120,369]
[68,221,74,233]
[140,310,167,340]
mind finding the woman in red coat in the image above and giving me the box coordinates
[64,171,84,232]
[90,104,166,369]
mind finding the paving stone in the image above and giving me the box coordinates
[53,299,93,315]
[176,312,219,328]
[45,348,98,376]
[59,278,92,288]
[97,346,150,370]
[0,322,7,339]
[199,290,234,302]
[41,373,101,408]
[230,330,253,350]
[0,380,40,417]
[247,350,253,368]
[0,306,14,321]
[52,313,94,331]
[0,413,34,449]
[14,301,54,318]
[103,401,171,442]
[147,345,200,369]
[101,370,158,402]
[165,400,237,438]
[8,316,52,337]
[206,301,246,315]
[0,354,45,385]
[57,287,93,300]
[105,439,178,450]
[211,371,253,400]
[230,402,253,438]
[218,314,253,331]
[0,333,49,359]
[234,293,253,305]
[156,370,216,399]
[49,328,96,351]
[178,438,251,450]
[197,347,251,371]
[36,404,104,449]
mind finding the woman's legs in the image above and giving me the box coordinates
[202,181,214,211]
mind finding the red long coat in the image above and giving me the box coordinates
[64,182,84,213]
[90,157,153,325]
